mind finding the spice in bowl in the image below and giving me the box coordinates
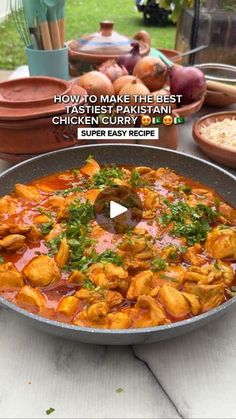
[200,118,236,149]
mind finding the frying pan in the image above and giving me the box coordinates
[0,144,235,345]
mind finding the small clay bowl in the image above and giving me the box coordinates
[193,111,236,168]
[158,48,183,65]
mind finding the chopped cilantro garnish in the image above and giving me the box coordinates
[151,258,167,271]
[40,222,54,235]
[69,200,94,225]
[47,234,64,255]
[178,185,192,194]
[160,200,218,245]
[46,408,55,416]
[116,387,124,393]
[55,186,83,197]
[83,278,95,290]
[91,166,124,188]
[97,250,123,266]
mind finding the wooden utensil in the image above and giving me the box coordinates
[36,0,53,50]
[44,0,61,49]
[206,80,236,97]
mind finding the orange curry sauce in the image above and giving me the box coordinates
[0,157,235,329]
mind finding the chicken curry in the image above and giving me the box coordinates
[0,156,235,329]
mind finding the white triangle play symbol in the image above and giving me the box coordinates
[110,201,128,219]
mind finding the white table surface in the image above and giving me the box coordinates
[0,103,235,419]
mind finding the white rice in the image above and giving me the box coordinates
[200,117,236,149]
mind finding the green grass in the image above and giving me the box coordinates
[0,0,176,70]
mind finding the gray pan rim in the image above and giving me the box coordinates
[0,143,235,336]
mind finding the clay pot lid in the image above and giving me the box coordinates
[0,77,86,121]
[69,21,147,56]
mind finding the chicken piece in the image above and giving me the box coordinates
[161,245,181,263]
[88,262,128,290]
[183,266,209,284]
[107,312,131,329]
[154,265,186,289]
[57,195,78,220]
[55,238,70,268]
[0,195,17,216]
[0,224,32,238]
[23,255,61,287]
[118,233,154,270]
[14,184,41,202]
[183,283,224,311]
[87,302,109,323]
[80,158,100,177]
[156,168,180,184]
[182,244,206,266]
[57,296,79,316]
[136,295,167,326]
[159,284,190,318]
[75,288,124,308]
[68,270,85,284]
[45,224,64,242]
[27,226,42,242]
[0,262,24,289]
[141,188,159,218]
[0,234,26,251]
[45,195,65,210]
[0,224,9,237]
[126,270,153,300]
[135,166,157,182]
[184,262,234,286]
[182,292,201,315]
[17,285,45,310]
[104,290,124,307]
[85,189,101,204]
[205,227,236,259]
[218,202,236,224]
[34,214,52,224]
[217,261,235,285]
[187,189,216,207]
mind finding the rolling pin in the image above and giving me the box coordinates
[206,80,236,97]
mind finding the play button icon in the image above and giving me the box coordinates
[110,201,127,219]
[94,185,143,234]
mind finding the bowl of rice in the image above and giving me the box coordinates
[193,111,236,168]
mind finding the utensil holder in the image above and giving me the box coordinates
[26,45,69,80]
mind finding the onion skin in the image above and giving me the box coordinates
[169,66,206,105]
[113,75,142,95]
[119,79,150,105]
[133,56,168,91]
[74,71,114,98]
[98,60,128,82]
[117,42,142,75]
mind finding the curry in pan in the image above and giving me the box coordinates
[0,156,235,329]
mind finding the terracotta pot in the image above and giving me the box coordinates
[0,77,87,161]
[193,111,236,168]
[68,21,150,76]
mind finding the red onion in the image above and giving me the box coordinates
[98,60,128,82]
[169,66,206,105]
[117,42,142,75]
